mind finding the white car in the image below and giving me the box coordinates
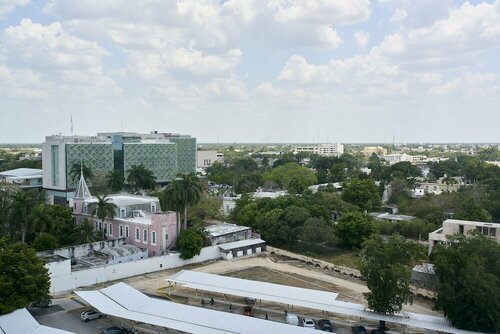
[302,318,315,328]
[81,310,102,322]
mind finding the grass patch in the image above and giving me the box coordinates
[281,243,361,270]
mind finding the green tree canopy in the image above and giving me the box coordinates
[71,218,98,244]
[360,234,426,320]
[92,195,117,238]
[431,234,500,332]
[176,228,204,260]
[127,164,157,191]
[341,179,381,212]
[32,233,59,251]
[106,169,125,193]
[69,162,93,183]
[264,163,317,194]
[0,239,51,314]
[334,212,377,248]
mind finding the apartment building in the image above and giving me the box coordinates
[292,143,344,157]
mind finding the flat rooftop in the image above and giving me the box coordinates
[204,223,251,237]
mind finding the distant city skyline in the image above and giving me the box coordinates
[1,1,500,143]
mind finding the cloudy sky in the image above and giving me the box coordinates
[1,0,499,143]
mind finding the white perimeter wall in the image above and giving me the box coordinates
[48,246,221,294]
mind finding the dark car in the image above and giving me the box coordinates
[242,306,253,316]
[352,326,368,334]
[370,329,386,334]
[318,319,334,332]
[101,327,129,334]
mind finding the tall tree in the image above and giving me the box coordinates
[334,212,376,248]
[71,218,98,244]
[92,195,117,238]
[176,228,204,260]
[0,239,51,314]
[106,169,125,193]
[431,234,500,332]
[341,179,381,212]
[69,162,93,183]
[360,234,426,328]
[9,191,36,243]
[179,173,203,230]
[127,164,157,191]
[30,204,52,236]
[163,180,183,234]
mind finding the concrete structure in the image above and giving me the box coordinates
[197,150,223,168]
[428,219,500,253]
[44,245,222,293]
[0,168,43,189]
[205,223,252,246]
[382,153,427,165]
[222,189,287,215]
[412,176,462,197]
[42,131,196,203]
[218,238,266,260]
[370,212,415,223]
[292,143,344,156]
[361,146,387,156]
[411,263,439,289]
[0,308,75,334]
[72,174,177,256]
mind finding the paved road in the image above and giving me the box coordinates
[32,297,115,334]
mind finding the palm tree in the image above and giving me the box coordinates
[71,218,97,244]
[127,164,156,192]
[163,180,184,234]
[165,173,203,231]
[31,204,52,235]
[92,195,117,238]
[106,170,124,193]
[9,191,36,243]
[442,175,458,192]
[69,162,94,183]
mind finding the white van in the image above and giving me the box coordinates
[286,313,299,326]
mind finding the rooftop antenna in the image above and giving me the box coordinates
[70,115,73,136]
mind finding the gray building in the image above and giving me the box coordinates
[42,131,196,203]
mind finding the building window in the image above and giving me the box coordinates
[95,221,98,230]
[83,204,88,214]
[125,226,129,238]
[135,228,140,241]
[152,231,157,245]
[151,204,156,213]
[459,225,464,234]
[490,228,496,237]
[51,145,59,186]
[143,229,148,243]
[119,225,124,237]
[120,208,126,218]
[104,223,107,235]
[109,224,113,236]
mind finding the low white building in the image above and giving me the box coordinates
[428,219,500,253]
[382,153,427,165]
[292,143,344,157]
[0,168,43,189]
[197,150,223,168]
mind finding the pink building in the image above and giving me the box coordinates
[72,174,177,256]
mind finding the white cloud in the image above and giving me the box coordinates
[271,0,370,25]
[1,19,108,69]
[0,0,29,18]
[354,30,369,47]
[390,8,407,22]
[0,19,120,100]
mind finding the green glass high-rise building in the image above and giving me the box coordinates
[42,131,196,203]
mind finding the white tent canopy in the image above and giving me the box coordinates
[76,282,318,334]
[167,269,340,310]
[166,270,481,334]
[0,308,75,334]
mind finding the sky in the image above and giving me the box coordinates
[0,0,499,144]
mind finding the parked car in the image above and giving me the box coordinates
[370,329,386,334]
[80,310,102,322]
[302,318,315,328]
[286,313,300,326]
[242,306,253,316]
[352,326,368,334]
[101,327,129,334]
[317,319,334,332]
